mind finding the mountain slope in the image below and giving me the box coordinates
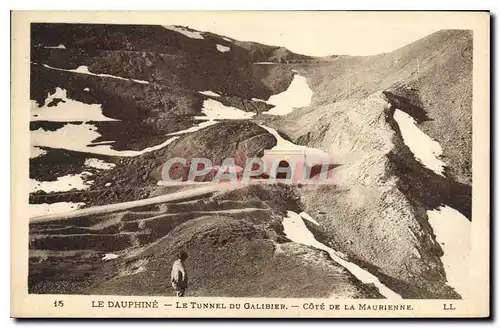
[29,183,380,298]
[29,25,472,299]
[285,30,472,184]
[264,30,472,298]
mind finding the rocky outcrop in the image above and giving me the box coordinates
[269,89,467,298]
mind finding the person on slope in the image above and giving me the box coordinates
[171,251,189,297]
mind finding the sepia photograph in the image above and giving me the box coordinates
[11,11,490,318]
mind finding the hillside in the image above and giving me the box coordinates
[263,30,472,298]
[283,30,472,185]
[29,24,472,299]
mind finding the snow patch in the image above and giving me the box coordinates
[216,44,230,53]
[32,123,103,154]
[30,173,92,193]
[32,123,180,157]
[164,96,256,138]
[83,87,90,92]
[30,146,47,159]
[393,109,446,176]
[102,253,120,261]
[44,44,66,49]
[168,120,218,136]
[72,66,91,74]
[162,25,205,39]
[222,37,232,42]
[31,87,116,122]
[105,182,112,187]
[29,202,85,218]
[427,206,471,299]
[43,64,150,84]
[201,99,255,120]
[84,158,116,170]
[282,210,402,299]
[198,90,221,97]
[254,62,276,65]
[165,96,258,138]
[119,136,180,156]
[263,74,313,116]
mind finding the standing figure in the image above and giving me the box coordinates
[171,251,189,297]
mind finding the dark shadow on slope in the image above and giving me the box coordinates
[387,148,471,221]
[383,90,432,124]
[355,258,461,299]
[215,95,274,114]
[29,147,115,181]
[384,90,472,220]
[30,23,297,103]
[446,179,473,220]
[30,63,203,121]
[30,121,72,132]
[30,119,196,153]
[301,211,461,299]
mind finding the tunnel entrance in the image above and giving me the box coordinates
[275,160,292,179]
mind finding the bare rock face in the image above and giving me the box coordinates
[258,31,472,298]
[149,120,277,183]
[165,121,276,166]
[270,89,466,298]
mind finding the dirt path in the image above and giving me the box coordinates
[30,183,245,223]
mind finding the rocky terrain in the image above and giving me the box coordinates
[29,24,472,299]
